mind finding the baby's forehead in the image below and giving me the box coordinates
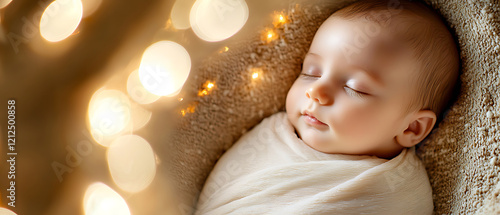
[316,16,419,61]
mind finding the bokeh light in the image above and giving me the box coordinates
[272,11,288,27]
[251,67,263,80]
[197,80,215,97]
[0,208,17,215]
[126,69,161,104]
[88,89,131,147]
[138,41,191,96]
[40,0,83,42]
[83,182,130,215]
[0,0,12,9]
[190,0,249,42]
[180,102,197,117]
[81,0,102,18]
[170,0,196,30]
[107,135,156,193]
[130,102,152,131]
[262,27,278,43]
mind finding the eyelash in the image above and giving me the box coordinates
[299,72,368,98]
[343,86,366,98]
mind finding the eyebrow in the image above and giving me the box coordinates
[305,52,384,87]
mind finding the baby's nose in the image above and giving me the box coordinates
[305,83,333,105]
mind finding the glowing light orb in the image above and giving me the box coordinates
[40,0,83,42]
[127,69,161,104]
[107,135,156,193]
[81,0,102,17]
[88,89,131,147]
[0,0,12,9]
[190,0,249,42]
[138,41,191,96]
[0,208,17,215]
[262,28,278,43]
[170,0,196,30]
[272,11,288,27]
[197,80,216,96]
[83,182,130,215]
[252,72,258,79]
[250,67,263,80]
[130,103,152,131]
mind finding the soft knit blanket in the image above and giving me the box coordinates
[194,112,433,215]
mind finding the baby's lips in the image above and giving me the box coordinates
[302,111,328,127]
[303,110,326,124]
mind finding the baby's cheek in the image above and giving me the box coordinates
[336,106,382,139]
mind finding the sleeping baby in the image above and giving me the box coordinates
[195,0,459,214]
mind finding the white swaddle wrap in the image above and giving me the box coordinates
[195,112,433,215]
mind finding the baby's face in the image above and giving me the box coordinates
[286,16,422,157]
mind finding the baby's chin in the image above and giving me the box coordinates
[296,129,336,154]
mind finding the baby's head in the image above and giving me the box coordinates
[285,0,459,158]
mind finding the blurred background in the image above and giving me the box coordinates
[0,0,294,214]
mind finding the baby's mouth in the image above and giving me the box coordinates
[302,111,328,127]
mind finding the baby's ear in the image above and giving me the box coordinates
[395,110,437,148]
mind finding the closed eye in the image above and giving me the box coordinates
[344,86,368,98]
[299,73,320,79]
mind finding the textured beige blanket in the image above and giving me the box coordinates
[195,112,433,215]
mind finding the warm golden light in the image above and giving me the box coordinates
[83,182,130,215]
[0,208,17,215]
[197,81,216,96]
[218,46,229,53]
[81,0,102,17]
[127,69,161,104]
[272,11,288,27]
[170,0,196,30]
[180,102,197,116]
[40,0,83,42]
[164,18,175,31]
[190,0,249,42]
[252,72,259,79]
[88,89,131,147]
[0,0,12,9]
[130,102,152,131]
[107,135,156,193]
[139,41,191,96]
[198,89,208,96]
[178,97,184,101]
[250,67,263,80]
[262,28,278,43]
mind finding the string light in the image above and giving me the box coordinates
[272,11,288,27]
[261,28,278,43]
[252,72,258,79]
[219,46,229,53]
[250,67,263,81]
[180,102,197,116]
[198,80,216,96]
